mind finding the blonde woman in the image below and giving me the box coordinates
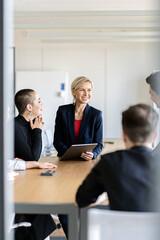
[53,76,103,238]
[54,76,103,161]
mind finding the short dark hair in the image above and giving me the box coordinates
[146,71,160,95]
[122,104,158,143]
[15,89,35,114]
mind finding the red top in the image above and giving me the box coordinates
[75,119,82,143]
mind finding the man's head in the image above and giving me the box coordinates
[122,104,158,147]
[146,71,160,108]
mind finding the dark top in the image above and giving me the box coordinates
[76,146,160,212]
[14,114,42,161]
[53,103,103,159]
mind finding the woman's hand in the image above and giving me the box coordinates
[30,116,44,130]
[81,151,93,161]
[37,162,57,169]
[25,161,57,169]
[14,158,23,161]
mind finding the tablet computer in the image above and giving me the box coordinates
[60,143,98,161]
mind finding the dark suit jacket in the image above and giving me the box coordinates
[76,146,160,212]
[53,103,103,158]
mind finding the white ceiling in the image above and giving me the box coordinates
[14,0,160,12]
[14,0,160,43]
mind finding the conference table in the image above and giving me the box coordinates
[14,139,125,240]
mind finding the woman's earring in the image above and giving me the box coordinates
[30,111,32,116]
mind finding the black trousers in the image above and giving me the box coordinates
[14,214,56,240]
[58,214,68,239]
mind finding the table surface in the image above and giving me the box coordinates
[14,157,97,204]
[14,138,125,204]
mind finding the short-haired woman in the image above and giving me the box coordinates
[14,89,45,161]
[14,89,57,240]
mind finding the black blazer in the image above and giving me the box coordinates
[53,103,103,158]
[76,146,160,212]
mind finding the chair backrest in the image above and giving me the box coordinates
[88,209,160,240]
[42,128,56,156]
[44,128,53,148]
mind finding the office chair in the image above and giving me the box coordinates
[88,209,160,240]
[42,128,56,156]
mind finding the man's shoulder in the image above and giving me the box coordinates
[15,116,20,126]
[100,149,140,166]
[101,149,126,162]
[100,147,155,166]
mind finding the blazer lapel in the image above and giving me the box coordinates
[66,104,75,144]
[78,104,91,142]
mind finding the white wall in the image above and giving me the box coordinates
[15,34,160,138]
[105,44,160,137]
[16,71,69,130]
